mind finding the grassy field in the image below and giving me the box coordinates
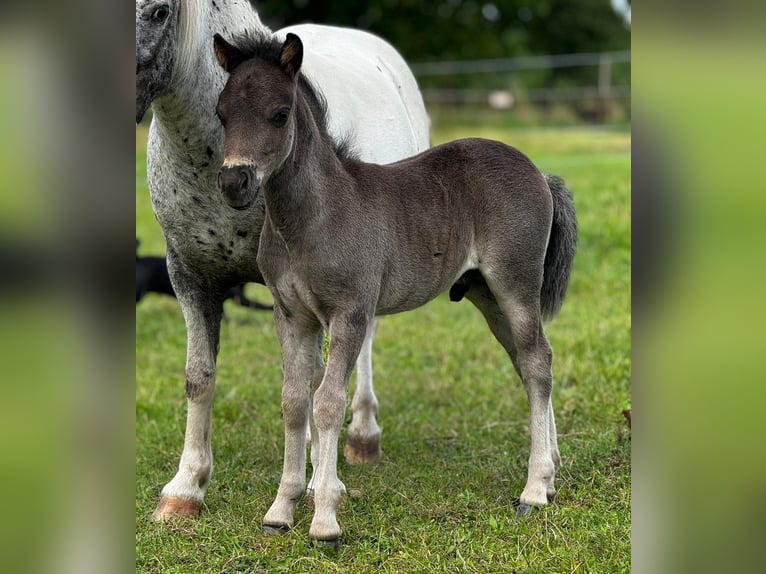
[136,123,630,573]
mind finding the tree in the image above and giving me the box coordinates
[252,0,630,96]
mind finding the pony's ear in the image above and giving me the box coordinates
[214,34,245,72]
[280,33,303,78]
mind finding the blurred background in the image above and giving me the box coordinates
[255,0,631,129]
[137,1,631,134]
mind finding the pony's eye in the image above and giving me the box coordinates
[272,109,289,127]
[152,5,170,22]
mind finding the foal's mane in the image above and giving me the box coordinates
[227,32,358,160]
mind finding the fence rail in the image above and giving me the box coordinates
[421,85,631,104]
[410,50,631,76]
[411,50,631,115]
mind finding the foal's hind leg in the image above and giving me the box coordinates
[345,318,382,464]
[466,279,558,513]
[548,400,561,474]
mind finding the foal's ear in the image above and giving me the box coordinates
[213,34,245,73]
[280,33,303,78]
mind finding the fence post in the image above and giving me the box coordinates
[598,53,612,123]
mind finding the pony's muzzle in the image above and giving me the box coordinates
[217,165,259,210]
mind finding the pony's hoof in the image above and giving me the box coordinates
[312,538,341,552]
[516,503,533,518]
[262,523,291,536]
[152,496,201,521]
[344,436,381,465]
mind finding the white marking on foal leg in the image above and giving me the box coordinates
[547,399,560,500]
[516,327,556,510]
[345,318,382,464]
[522,383,556,508]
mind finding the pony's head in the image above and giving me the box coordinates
[136,0,209,123]
[136,1,181,122]
[213,33,303,210]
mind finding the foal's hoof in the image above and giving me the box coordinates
[262,523,291,536]
[152,496,201,521]
[516,503,534,518]
[312,538,341,552]
[344,436,382,465]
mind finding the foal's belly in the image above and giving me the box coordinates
[375,243,476,315]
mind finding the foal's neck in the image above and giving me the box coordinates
[263,95,350,240]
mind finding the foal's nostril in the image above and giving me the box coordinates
[239,169,249,191]
[218,166,249,194]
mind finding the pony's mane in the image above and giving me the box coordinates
[176,0,210,84]
[176,0,267,85]
[228,32,358,161]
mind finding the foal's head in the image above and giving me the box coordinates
[213,33,304,210]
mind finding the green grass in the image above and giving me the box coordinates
[136,123,630,573]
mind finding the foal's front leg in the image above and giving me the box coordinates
[310,318,381,496]
[310,311,369,543]
[263,307,322,532]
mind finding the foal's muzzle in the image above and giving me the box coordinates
[217,165,260,210]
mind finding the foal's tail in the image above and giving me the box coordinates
[541,174,577,321]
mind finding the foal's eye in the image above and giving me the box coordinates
[272,109,290,127]
[151,5,170,22]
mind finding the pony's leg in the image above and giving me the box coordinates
[466,279,557,513]
[263,307,321,532]
[309,311,369,543]
[152,267,223,520]
[344,318,382,464]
